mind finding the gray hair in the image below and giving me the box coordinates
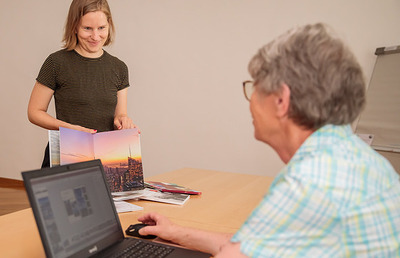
[249,23,366,129]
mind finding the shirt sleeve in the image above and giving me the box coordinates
[231,171,341,257]
[117,60,129,91]
[36,54,57,90]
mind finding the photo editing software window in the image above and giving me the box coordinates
[31,167,119,257]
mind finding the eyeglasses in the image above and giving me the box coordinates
[242,80,254,101]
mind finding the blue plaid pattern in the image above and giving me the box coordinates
[232,124,400,257]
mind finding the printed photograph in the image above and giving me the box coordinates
[59,128,144,192]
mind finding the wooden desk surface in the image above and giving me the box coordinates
[0,168,273,258]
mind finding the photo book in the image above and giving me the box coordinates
[49,127,144,192]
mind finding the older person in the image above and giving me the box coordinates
[138,23,400,257]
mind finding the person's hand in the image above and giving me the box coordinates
[70,124,97,134]
[137,212,180,242]
[138,212,234,255]
[114,115,139,131]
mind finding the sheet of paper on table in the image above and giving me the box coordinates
[114,201,143,213]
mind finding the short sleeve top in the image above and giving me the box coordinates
[231,124,400,257]
[36,49,130,132]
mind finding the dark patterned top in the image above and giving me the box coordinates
[36,49,130,132]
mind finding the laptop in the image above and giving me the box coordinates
[22,159,210,258]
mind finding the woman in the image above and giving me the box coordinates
[28,0,137,167]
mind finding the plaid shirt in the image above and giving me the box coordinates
[232,124,400,257]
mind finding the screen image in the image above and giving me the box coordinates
[31,167,120,257]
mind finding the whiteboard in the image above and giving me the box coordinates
[356,46,400,152]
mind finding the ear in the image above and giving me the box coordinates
[275,83,290,118]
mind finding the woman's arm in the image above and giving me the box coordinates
[27,82,96,133]
[137,213,235,256]
[114,88,137,130]
[215,241,247,257]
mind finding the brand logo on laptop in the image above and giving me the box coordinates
[89,245,98,254]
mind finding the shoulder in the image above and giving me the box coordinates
[103,51,128,69]
[47,49,74,59]
[44,49,77,65]
[284,124,398,205]
[102,51,130,87]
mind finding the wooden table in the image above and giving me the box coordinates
[0,168,273,257]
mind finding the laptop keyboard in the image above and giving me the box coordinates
[111,239,174,258]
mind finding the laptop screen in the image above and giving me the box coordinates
[23,160,124,258]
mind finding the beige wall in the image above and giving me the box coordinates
[1,0,400,180]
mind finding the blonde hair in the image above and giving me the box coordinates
[63,0,115,50]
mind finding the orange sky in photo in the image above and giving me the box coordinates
[60,128,141,166]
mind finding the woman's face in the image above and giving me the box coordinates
[75,11,109,58]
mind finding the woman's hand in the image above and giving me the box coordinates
[69,124,97,134]
[137,212,179,242]
[114,115,137,130]
[137,212,234,255]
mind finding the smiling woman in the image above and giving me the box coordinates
[27,0,138,168]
